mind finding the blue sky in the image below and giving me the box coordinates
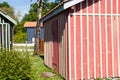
[0,0,54,21]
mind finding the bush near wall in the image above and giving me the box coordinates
[0,50,32,80]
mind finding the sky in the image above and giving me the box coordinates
[0,0,54,21]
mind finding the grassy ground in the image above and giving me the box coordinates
[30,54,63,80]
[13,44,63,80]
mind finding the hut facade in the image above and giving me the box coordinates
[24,22,36,43]
[0,9,17,50]
[39,0,120,80]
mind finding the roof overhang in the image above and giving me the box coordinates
[0,10,17,25]
[39,0,84,22]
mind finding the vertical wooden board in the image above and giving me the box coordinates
[45,26,47,66]
[107,0,111,14]
[70,15,75,79]
[101,16,107,77]
[76,3,80,13]
[76,15,81,79]
[95,16,100,78]
[46,26,49,66]
[44,25,47,65]
[50,25,53,68]
[52,20,59,72]
[47,25,50,67]
[82,1,86,13]
[118,0,120,14]
[88,0,93,13]
[58,14,66,78]
[94,0,99,13]
[113,16,118,77]
[63,25,66,78]
[63,15,66,78]
[65,16,69,80]
[58,16,61,75]
[100,0,105,14]
[82,15,88,79]
[118,16,120,76]
[89,16,94,78]
[107,16,112,77]
[113,0,116,14]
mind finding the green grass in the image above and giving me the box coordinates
[30,54,63,80]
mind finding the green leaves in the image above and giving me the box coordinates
[0,2,18,22]
[0,50,32,80]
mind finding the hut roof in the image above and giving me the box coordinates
[0,8,17,25]
[24,22,37,27]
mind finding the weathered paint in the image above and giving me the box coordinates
[67,0,120,79]
[0,23,11,50]
[43,0,120,80]
[44,12,67,78]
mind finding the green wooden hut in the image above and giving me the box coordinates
[0,9,17,50]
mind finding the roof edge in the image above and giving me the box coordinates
[64,0,84,9]
[0,9,17,25]
[39,0,84,22]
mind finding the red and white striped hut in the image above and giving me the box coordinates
[39,0,120,79]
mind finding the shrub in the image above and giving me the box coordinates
[0,50,32,80]
[14,31,26,43]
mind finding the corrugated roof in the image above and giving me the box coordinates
[0,8,17,25]
[24,22,37,27]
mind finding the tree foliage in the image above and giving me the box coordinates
[14,2,38,43]
[22,2,38,22]
[0,2,18,22]
[42,1,56,16]
[0,1,57,43]
[55,0,64,5]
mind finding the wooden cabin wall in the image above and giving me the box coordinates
[44,11,67,78]
[67,0,120,79]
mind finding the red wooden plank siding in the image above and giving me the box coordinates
[82,15,88,79]
[89,16,94,78]
[70,15,75,80]
[44,12,67,78]
[95,16,100,78]
[52,20,59,72]
[107,16,112,77]
[113,16,118,77]
[58,13,66,78]
[68,0,120,79]
[43,0,120,79]
[101,16,106,77]
[76,15,81,79]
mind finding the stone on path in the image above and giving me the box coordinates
[40,72,55,78]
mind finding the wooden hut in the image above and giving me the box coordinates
[24,22,36,43]
[24,22,44,52]
[39,0,120,79]
[0,9,17,50]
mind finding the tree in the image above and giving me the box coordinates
[34,0,43,55]
[42,1,56,16]
[0,2,18,22]
[22,3,38,22]
[14,2,38,43]
[34,0,56,55]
